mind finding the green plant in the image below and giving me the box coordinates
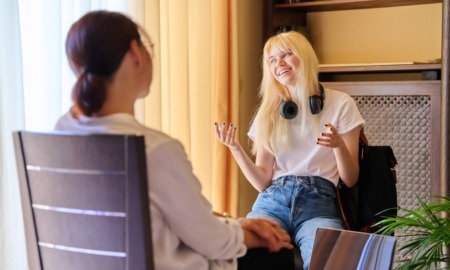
[376,196,450,270]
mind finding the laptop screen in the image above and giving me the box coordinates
[309,228,396,270]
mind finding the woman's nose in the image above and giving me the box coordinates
[277,58,285,67]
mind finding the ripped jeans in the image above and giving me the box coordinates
[247,175,344,270]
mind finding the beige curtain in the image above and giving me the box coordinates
[0,1,26,269]
[143,0,240,216]
[0,2,145,269]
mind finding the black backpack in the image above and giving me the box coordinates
[337,130,398,233]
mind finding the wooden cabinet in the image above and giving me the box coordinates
[264,0,442,39]
[263,0,449,204]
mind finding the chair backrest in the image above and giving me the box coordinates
[309,228,396,270]
[13,131,154,270]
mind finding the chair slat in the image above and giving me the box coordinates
[34,209,125,252]
[40,247,125,270]
[28,172,125,211]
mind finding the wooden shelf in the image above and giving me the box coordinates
[276,0,442,12]
[319,63,441,82]
[322,80,441,95]
[319,63,441,73]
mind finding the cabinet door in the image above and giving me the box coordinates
[325,81,441,206]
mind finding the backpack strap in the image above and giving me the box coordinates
[336,181,356,230]
[386,146,398,184]
[359,129,369,161]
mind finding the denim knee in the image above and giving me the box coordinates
[296,217,344,270]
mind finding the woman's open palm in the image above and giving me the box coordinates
[214,122,239,150]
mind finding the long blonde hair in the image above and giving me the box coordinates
[251,31,320,155]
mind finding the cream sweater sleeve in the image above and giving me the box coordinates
[147,137,246,268]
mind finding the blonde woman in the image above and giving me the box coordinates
[215,31,365,269]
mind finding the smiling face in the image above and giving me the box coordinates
[268,47,301,90]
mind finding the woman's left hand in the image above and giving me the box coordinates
[316,123,343,148]
[239,218,293,252]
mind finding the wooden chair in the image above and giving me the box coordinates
[13,131,154,270]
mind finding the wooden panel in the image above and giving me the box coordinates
[319,63,441,74]
[322,81,441,95]
[28,172,125,211]
[21,133,125,171]
[325,81,441,207]
[441,0,449,196]
[34,210,125,251]
[40,247,124,270]
[264,0,306,40]
[276,0,442,12]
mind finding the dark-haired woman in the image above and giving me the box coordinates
[215,31,365,269]
[55,10,294,270]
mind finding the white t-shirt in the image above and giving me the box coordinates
[248,88,365,186]
[55,112,246,270]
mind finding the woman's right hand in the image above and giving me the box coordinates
[213,121,274,192]
[214,122,239,150]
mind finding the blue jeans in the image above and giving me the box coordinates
[247,175,344,270]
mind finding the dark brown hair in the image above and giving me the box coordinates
[66,11,142,116]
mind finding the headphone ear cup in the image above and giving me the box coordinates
[280,100,298,119]
[309,95,324,115]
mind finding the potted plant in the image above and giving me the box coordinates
[376,196,450,270]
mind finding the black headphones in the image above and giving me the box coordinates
[279,83,324,119]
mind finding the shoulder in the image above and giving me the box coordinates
[322,88,365,132]
[323,88,359,110]
[325,88,353,102]
[54,111,76,130]
[54,111,184,155]
[138,127,191,168]
[144,129,184,154]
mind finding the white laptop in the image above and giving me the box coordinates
[309,228,396,270]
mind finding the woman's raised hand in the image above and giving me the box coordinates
[316,123,344,148]
[214,122,239,150]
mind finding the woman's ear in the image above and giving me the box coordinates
[128,39,142,66]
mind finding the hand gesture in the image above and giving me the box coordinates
[214,122,239,150]
[317,123,344,148]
